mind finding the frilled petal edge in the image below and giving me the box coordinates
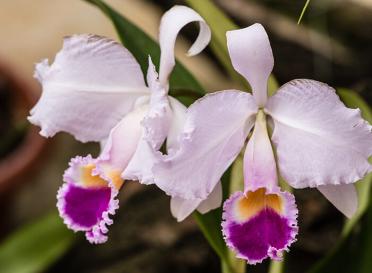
[153,90,258,200]
[58,155,123,244]
[29,34,149,142]
[266,79,372,189]
[222,187,298,264]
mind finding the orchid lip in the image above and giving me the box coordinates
[222,187,298,264]
[57,155,124,244]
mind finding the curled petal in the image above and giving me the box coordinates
[244,110,278,192]
[158,5,211,85]
[318,184,358,218]
[265,79,372,189]
[227,24,273,106]
[222,187,298,264]
[166,97,187,153]
[58,155,124,244]
[153,91,258,200]
[145,57,173,150]
[122,58,174,184]
[170,182,222,222]
[29,34,149,142]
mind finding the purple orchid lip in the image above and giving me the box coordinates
[57,155,123,244]
[222,187,298,264]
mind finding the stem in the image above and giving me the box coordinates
[269,260,284,273]
[297,0,311,24]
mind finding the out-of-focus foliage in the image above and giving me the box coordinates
[0,213,75,273]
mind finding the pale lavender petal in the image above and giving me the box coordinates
[243,111,277,192]
[265,79,372,189]
[158,5,211,85]
[122,58,173,184]
[170,182,222,222]
[318,184,358,218]
[97,103,149,172]
[197,181,222,214]
[29,34,149,142]
[166,97,187,153]
[222,187,298,264]
[153,91,258,200]
[58,155,123,244]
[170,196,200,222]
[226,24,273,106]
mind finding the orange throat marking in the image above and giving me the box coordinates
[80,164,124,190]
[235,188,283,222]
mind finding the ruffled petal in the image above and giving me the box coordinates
[121,58,173,184]
[153,91,258,200]
[243,110,278,192]
[265,79,372,189]
[166,97,187,153]
[318,184,358,218]
[170,181,222,222]
[57,155,124,244]
[226,24,273,106]
[158,5,211,85]
[222,187,298,264]
[29,34,149,142]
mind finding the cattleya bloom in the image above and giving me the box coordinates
[150,24,372,263]
[28,5,215,243]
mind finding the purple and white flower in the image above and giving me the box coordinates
[28,5,212,243]
[150,24,372,263]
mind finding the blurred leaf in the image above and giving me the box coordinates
[307,88,372,273]
[84,0,203,106]
[230,153,244,194]
[0,212,75,273]
[193,169,235,272]
[193,209,225,260]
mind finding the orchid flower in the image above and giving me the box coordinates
[28,5,213,243]
[150,24,372,263]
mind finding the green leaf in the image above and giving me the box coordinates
[84,0,204,106]
[193,169,235,272]
[307,88,372,273]
[0,212,75,273]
